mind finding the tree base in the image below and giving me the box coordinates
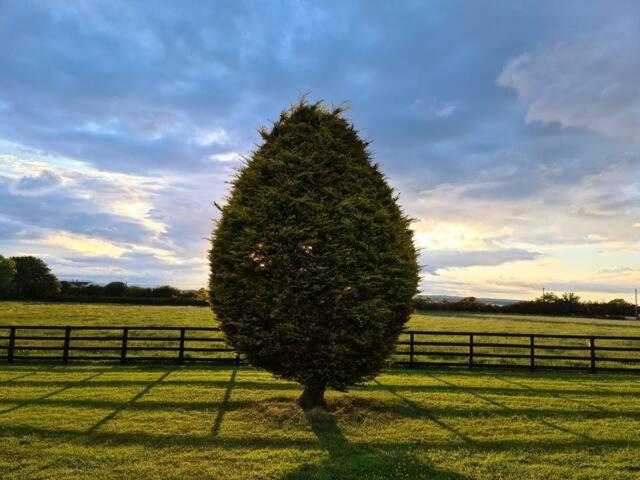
[298,384,327,410]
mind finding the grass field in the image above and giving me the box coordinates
[1,364,640,479]
[2,301,640,336]
[2,302,640,478]
[3,301,640,369]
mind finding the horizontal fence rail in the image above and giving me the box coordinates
[1,326,640,372]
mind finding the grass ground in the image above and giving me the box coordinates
[3,301,640,368]
[1,364,639,479]
[2,301,640,336]
[2,302,640,478]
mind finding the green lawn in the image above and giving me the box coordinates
[1,364,639,479]
[2,302,640,478]
[2,301,640,336]
[0,302,213,328]
[3,302,640,369]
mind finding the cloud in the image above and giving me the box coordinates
[193,128,229,146]
[421,248,541,274]
[209,151,243,163]
[436,105,456,117]
[0,1,638,297]
[10,170,62,195]
[0,147,228,287]
[36,231,127,258]
[498,21,640,143]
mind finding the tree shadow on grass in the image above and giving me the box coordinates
[282,405,470,480]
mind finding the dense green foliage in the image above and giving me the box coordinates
[414,293,638,318]
[210,101,418,397]
[57,281,206,305]
[10,256,60,299]
[0,255,16,298]
[103,281,129,297]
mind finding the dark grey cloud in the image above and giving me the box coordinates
[1,0,624,179]
[12,170,62,194]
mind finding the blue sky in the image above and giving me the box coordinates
[1,1,639,300]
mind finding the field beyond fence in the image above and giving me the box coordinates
[2,325,640,372]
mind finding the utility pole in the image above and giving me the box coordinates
[636,288,638,320]
[542,287,545,302]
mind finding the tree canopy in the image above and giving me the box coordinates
[11,256,60,299]
[0,255,16,298]
[209,100,419,408]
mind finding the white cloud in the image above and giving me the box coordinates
[209,151,243,163]
[406,155,640,300]
[194,128,228,146]
[0,145,224,288]
[498,22,640,143]
[36,231,127,258]
[436,104,456,117]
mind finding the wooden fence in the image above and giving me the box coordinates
[1,326,640,372]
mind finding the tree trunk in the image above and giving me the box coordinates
[298,384,327,410]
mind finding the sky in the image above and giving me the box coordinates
[1,1,639,301]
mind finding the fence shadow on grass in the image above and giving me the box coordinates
[428,373,593,442]
[211,367,237,436]
[3,371,37,382]
[0,370,106,416]
[494,375,609,413]
[87,367,175,434]
[3,365,637,477]
[373,379,476,446]
[282,407,470,480]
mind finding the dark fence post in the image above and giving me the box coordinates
[120,328,129,365]
[409,332,415,368]
[62,327,71,364]
[178,328,186,363]
[529,335,535,369]
[589,337,596,372]
[468,334,474,368]
[7,327,16,364]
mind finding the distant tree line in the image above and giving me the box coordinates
[2,254,635,316]
[413,292,638,319]
[0,255,208,306]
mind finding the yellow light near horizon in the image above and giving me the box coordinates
[111,200,166,235]
[412,221,501,250]
[39,232,127,258]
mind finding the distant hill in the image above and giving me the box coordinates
[425,295,522,306]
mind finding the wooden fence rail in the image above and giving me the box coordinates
[1,326,640,372]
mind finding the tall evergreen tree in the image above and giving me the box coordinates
[209,100,418,409]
